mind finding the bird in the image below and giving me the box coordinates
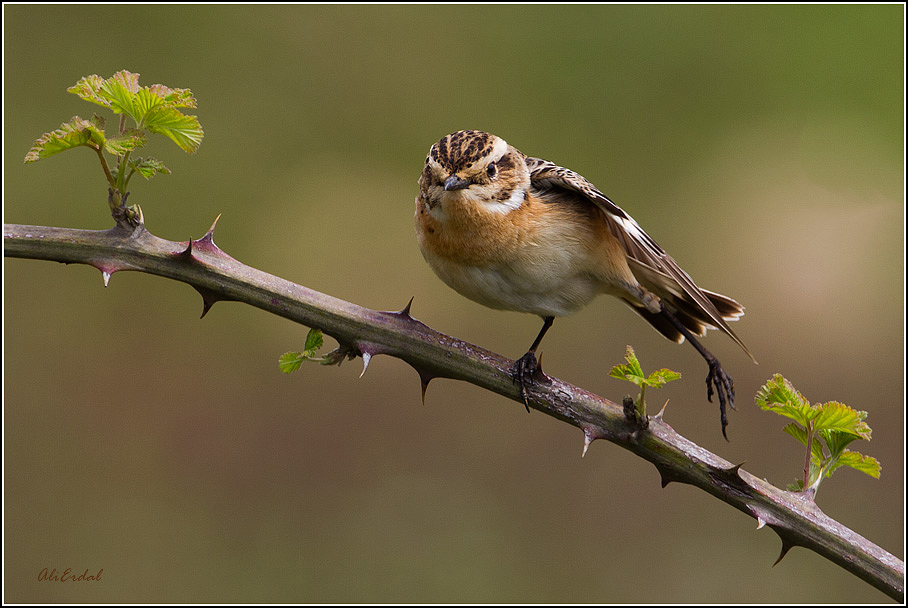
[414,130,754,437]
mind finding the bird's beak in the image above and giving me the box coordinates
[444,175,470,191]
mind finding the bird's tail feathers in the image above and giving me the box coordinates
[624,288,756,363]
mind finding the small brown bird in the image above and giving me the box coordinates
[414,130,754,437]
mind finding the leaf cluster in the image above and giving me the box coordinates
[24,70,203,210]
[279,329,349,373]
[609,345,680,420]
[756,374,880,494]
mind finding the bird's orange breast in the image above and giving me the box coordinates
[415,192,526,266]
[414,190,641,317]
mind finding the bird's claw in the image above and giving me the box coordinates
[513,351,544,412]
[705,359,736,440]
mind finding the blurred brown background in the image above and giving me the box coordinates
[4,5,903,603]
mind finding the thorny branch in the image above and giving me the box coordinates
[3,218,904,602]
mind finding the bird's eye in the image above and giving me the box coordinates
[486,162,497,179]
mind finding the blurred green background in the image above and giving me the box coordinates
[4,5,903,603]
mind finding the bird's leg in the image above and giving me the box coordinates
[659,304,735,440]
[513,316,554,411]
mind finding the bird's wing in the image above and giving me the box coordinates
[525,156,753,360]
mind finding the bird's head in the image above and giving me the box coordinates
[419,130,530,214]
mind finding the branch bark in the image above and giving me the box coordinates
[4,220,904,601]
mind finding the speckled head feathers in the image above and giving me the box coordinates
[429,130,503,174]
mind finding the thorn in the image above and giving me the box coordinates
[207,213,222,237]
[177,216,237,264]
[722,462,746,476]
[707,462,751,494]
[186,214,226,257]
[384,297,428,327]
[748,505,771,528]
[418,369,437,404]
[772,536,795,567]
[193,286,224,318]
[93,263,123,286]
[581,427,597,458]
[399,296,414,318]
[197,215,220,247]
[650,461,689,488]
[765,523,800,567]
[177,238,194,260]
[403,362,438,405]
[355,342,385,378]
[658,468,674,487]
[654,399,670,420]
[420,377,430,404]
[360,351,372,378]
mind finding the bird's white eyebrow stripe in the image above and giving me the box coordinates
[491,136,508,160]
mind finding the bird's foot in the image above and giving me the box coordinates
[705,357,736,440]
[512,351,545,412]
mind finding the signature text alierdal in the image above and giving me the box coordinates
[37,568,103,582]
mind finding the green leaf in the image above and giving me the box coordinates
[148,83,198,108]
[781,421,807,445]
[67,74,108,107]
[609,345,680,400]
[609,365,644,386]
[646,368,681,388]
[279,329,327,373]
[822,429,859,460]
[813,401,871,440]
[609,345,645,385]
[110,69,141,93]
[826,450,882,479]
[104,129,147,156]
[755,374,816,427]
[756,373,808,409]
[786,479,805,492]
[132,87,166,118]
[24,115,106,162]
[144,105,204,153]
[622,345,644,377]
[279,352,306,374]
[304,328,324,352]
[99,70,143,123]
[813,402,872,464]
[128,157,171,180]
